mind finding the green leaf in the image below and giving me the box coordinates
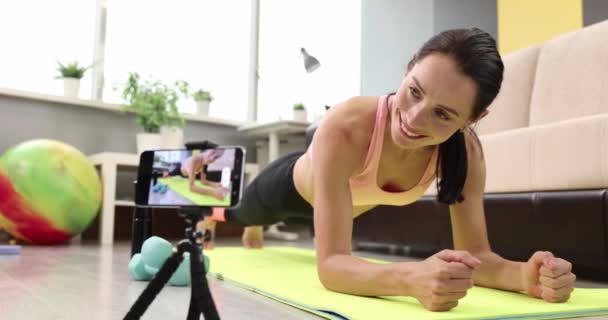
[56,61,89,79]
[192,89,213,102]
[120,72,187,132]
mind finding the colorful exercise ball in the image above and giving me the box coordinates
[0,139,101,244]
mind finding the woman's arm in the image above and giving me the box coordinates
[311,99,410,297]
[450,130,575,301]
[447,129,525,291]
[187,166,218,196]
[198,171,221,188]
[312,99,481,311]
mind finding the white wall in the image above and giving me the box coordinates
[434,0,497,40]
[257,0,361,122]
[360,0,434,96]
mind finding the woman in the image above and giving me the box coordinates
[200,28,576,311]
[164,149,229,200]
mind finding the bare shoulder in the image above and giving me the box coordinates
[311,96,380,174]
[318,96,378,146]
[463,128,484,163]
[462,128,486,193]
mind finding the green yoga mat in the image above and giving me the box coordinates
[206,247,608,320]
[159,177,230,206]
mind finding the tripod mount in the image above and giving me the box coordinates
[126,141,221,320]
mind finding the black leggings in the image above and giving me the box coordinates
[224,151,313,226]
[167,162,183,177]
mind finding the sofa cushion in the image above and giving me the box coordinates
[424,127,534,195]
[533,114,608,191]
[480,128,536,193]
[475,45,540,135]
[529,20,608,126]
[425,113,608,195]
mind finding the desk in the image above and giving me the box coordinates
[238,120,310,162]
[89,152,259,245]
[89,153,139,245]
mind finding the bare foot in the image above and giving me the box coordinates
[242,226,264,248]
[197,217,216,250]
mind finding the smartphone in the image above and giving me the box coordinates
[135,146,246,208]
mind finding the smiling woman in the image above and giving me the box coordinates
[391,60,478,146]
[198,27,577,312]
[398,28,503,204]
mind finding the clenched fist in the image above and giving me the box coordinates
[523,251,575,303]
[409,250,482,311]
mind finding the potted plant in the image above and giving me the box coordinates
[192,89,213,116]
[56,61,89,98]
[293,103,307,122]
[121,72,187,154]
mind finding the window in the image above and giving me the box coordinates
[257,0,361,122]
[0,0,96,96]
[103,0,251,121]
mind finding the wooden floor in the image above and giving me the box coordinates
[1,238,607,320]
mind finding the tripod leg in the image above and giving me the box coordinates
[143,207,153,242]
[124,252,184,320]
[131,207,153,256]
[188,245,220,320]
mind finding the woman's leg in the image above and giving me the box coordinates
[224,151,312,225]
[198,151,313,247]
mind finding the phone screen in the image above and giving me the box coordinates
[135,147,245,208]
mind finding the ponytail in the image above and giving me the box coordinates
[404,28,503,204]
[436,130,467,204]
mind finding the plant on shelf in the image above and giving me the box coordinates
[56,61,89,79]
[192,89,213,103]
[121,72,187,133]
[56,61,90,98]
[292,102,307,122]
[192,89,213,116]
[121,72,189,153]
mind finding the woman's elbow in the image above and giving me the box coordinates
[317,266,333,291]
[316,259,340,292]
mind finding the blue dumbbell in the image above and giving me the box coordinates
[128,236,171,279]
[159,184,169,194]
[128,236,210,286]
[152,183,163,193]
[140,236,173,275]
[128,253,154,281]
[169,252,211,286]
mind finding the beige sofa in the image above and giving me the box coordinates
[469,20,608,194]
[353,20,608,280]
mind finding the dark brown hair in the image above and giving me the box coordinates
[408,28,504,204]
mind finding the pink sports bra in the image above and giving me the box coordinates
[311,95,438,206]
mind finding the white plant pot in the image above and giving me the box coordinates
[136,133,162,155]
[63,78,80,98]
[293,109,307,122]
[196,101,210,116]
[160,126,184,149]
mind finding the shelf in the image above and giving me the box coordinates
[0,87,245,128]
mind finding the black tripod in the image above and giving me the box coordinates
[124,208,220,320]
